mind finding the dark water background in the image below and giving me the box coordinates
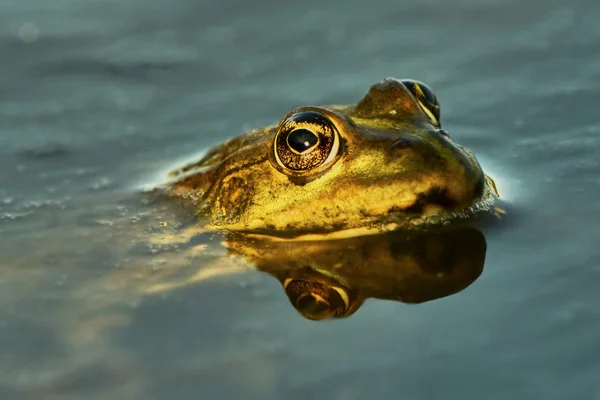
[2,0,600,398]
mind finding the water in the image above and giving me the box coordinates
[2,0,600,398]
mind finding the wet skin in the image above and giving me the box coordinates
[165,78,498,236]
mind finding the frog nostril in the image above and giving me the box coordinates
[391,137,413,150]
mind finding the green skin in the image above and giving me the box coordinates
[166,78,497,236]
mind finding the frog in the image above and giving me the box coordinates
[164,78,499,237]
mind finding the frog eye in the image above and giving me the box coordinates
[274,111,340,172]
[283,278,350,320]
[401,79,441,127]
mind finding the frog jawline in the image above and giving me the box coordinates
[206,194,496,242]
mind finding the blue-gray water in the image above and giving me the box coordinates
[2,0,600,399]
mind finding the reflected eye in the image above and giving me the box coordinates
[274,111,340,172]
[283,278,350,320]
[401,79,441,127]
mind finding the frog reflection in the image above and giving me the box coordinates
[226,227,487,320]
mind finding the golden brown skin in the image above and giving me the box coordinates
[226,226,487,320]
[166,78,497,235]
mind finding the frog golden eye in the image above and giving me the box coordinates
[283,278,350,320]
[401,79,441,127]
[274,111,340,172]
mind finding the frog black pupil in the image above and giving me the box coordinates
[287,129,318,153]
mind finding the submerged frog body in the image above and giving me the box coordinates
[166,78,498,236]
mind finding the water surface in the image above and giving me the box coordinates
[1,0,600,399]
